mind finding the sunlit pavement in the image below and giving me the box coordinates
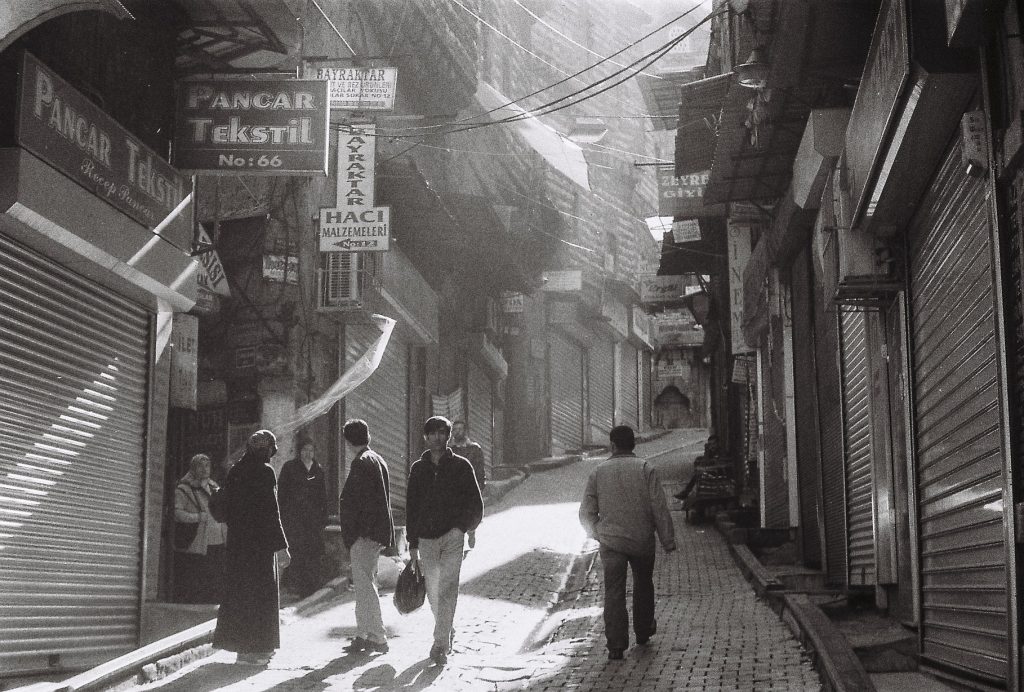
[129,428,820,691]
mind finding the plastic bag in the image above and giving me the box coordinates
[394,560,426,614]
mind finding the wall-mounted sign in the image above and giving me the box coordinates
[654,319,704,346]
[658,362,690,379]
[541,270,582,292]
[263,254,299,283]
[303,62,398,111]
[672,219,701,242]
[500,291,525,313]
[320,124,390,251]
[728,221,754,354]
[657,169,726,218]
[640,275,686,304]
[170,314,199,410]
[961,110,987,175]
[17,52,189,232]
[732,354,755,384]
[174,78,330,175]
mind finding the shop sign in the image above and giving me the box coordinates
[655,320,703,346]
[263,254,299,283]
[17,52,189,231]
[303,62,398,111]
[320,124,390,251]
[845,0,909,223]
[732,354,755,384]
[169,314,198,409]
[657,170,726,218]
[631,307,652,346]
[541,270,582,292]
[658,362,689,379]
[728,222,754,354]
[640,275,685,304]
[672,219,701,242]
[174,77,330,175]
[500,291,525,313]
[195,224,230,297]
[961,110,987,175]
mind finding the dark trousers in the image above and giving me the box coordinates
[599,546,656,650]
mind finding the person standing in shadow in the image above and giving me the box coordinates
[278,436,328,598]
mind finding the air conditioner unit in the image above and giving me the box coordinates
[317,252,362,311]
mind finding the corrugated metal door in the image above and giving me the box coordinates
[908,139,1008,684]
[763,318,789,529]
[346,325,409,511]
[840,309,875,586]
[0,234,149,673]
[467,362,493,478]
[640,351,652,431]
[620,343,639,426]
[550,333,583,454]
[588,339,614,439]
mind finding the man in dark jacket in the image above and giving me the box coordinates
[277,437,328,598]
[338,419,393,654]
[407,415,483,665]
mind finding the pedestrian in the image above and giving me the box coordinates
[278,436,328,598]
[407,415,484,665]
[450,419,485,551]
[338,419,394,654]
[674,432,724,501]
[579,424,677,661]
[173,453,227,604]
[212,429,289,665]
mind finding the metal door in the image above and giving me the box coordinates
[620,343,639,426]
[550,333,583,454]
[588,338,614,439]
[467,362,493,478]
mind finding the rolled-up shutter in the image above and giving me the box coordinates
[467,362,493,478]
[908,138,1008,685]
[792,249,822,567]
[620,343,639,425]
[0,234,149,673]
[840,309,874,586]
[346,325,409,511]
[550,333,583,454]
[588,339,614,439]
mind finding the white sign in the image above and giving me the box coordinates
[640,275,686,304]
[169,314,198,410]
[672,218,701,242]
[195,224,230,297]
[500,291,525,313]
[304,64,398,111]
[262,254,299,283]
[728,221,753,354]
[320,124,391,252]
[541,270,582,292]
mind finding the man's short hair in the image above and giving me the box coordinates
[343,419,370,446]
[609,425,636,451]
[424,415,452,436]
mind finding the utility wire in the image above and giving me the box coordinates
[310,0,357,56]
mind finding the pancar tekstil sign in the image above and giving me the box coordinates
[174,78,330,175]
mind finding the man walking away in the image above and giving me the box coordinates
[579,425,676,661]
[450,419,484,551]
[338,419,394,654]
[407,415,484,665]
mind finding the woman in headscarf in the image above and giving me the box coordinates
[278,436,328,598]
[213,430,289,665]
[173,453,227,603]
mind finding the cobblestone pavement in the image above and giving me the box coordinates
[131,429,819,691]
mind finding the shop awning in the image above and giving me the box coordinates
[475,82,590,191]
[171,0,300,72]
[637,66,705,131]
[674,73,731,177]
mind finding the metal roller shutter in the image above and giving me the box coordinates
[620,343,639,426]
[550,333,583,454]
[588,339,614,438]
[640,351,652,431]
[0,234,149,674]
[467,362,493,478]
[908,139,1008,685]
[762,323,789,529]
[346,325,409,511]
[840,309,875,586]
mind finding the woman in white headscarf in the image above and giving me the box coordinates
[212,430,289,665]
[173,453,227,603]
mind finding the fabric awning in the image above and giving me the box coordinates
[674,73,732,176]
[475,82,590,191]
[637,66,705,131]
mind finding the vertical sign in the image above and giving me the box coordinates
[319,124,391,251]
[728,221,753,354]
[170,314,199,409]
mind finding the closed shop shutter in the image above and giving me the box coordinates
[467,362,493,478]
[621,343,639,426]
[346,325,409,511]
[588,339,614,439]
[550,333,583,454]
[762,323,789,529]
[640,351,653,431]
[840,309,875,586]
[0,234,149,673]
[791,249,822,567]
[908,139,1008,685]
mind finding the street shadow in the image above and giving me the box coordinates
[138,662,265,691]
[351,659,442,691]
[262,651,380,690]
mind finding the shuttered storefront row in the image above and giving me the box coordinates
[346,325,409,512]
[908,138,1008,685]
[588,338,615,440]
[840,309,875,586]
[550,333,583,454]
[467,362,493,479]
[620,343,639,426]
[0,234,150,673]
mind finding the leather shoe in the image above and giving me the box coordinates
[429,644,448,665]
[343,637,368,653]
[365,639,389,653]
[637,621,657,645]
[607,648,624,661]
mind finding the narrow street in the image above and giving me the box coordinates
[125,429,818,692]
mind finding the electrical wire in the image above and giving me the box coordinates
[310,0,357,56]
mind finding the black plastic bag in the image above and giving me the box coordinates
[173,520,199,551]
[394,560,426,614]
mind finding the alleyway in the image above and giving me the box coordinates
[129,429,819,691]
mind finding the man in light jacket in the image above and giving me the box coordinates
[579,425,676,661]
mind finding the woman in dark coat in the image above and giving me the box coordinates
[278,438,328,598]
[212,429,289,665]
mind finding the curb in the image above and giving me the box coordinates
[521,542,601,652]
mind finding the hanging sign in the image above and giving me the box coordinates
[320,124,391,251]
[173,78,330,175]
[262,254,299,283]
[657,169,726,218]
[169,314,199,410]
[303,62,398,111]
[728,221,754,354]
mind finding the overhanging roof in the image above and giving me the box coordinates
[637,66,705,131]
[674,73,731,176]
[172,0,301,72]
